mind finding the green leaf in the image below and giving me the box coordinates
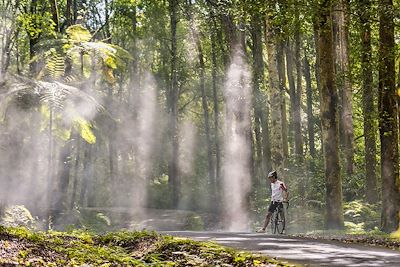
[105,57,117,69]
[74,117,96,144]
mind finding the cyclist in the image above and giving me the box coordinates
[256,170,289,233]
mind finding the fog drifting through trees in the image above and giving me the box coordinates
[222,48,252,231]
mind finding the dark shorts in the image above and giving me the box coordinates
[268,201,283,213]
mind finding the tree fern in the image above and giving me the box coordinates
[33,24,131,82]
[1,24,129,142]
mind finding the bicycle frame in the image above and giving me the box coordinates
[271,204,285,234]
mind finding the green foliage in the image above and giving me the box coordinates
[54,209,115,233]
[343,200,380,231]
[74,117,97,144]
[184,213,204,231]
[66,24,92,43]
[17,12,56,39]
[148,174,172,209]
[390,228,400,240]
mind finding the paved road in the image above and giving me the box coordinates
[162,231,400,267]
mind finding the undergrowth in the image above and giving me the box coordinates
[0,226,295,266]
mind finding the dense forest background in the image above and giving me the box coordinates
[0,0,399,234]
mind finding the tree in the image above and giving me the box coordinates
[250,12,268,182]
[333,0,354,176]
[304,55,316,159]
[265,1,284,173]
[186,1,216,207]
[316,0,344,229]
[208,4,222,205]
[0,0,20,81]
[168,0,180,208]
[357,0,378,204]
[293,1,304,162]
[378,0,399,233]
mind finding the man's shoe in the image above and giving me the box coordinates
[256,228,265,233]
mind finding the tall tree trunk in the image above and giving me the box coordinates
[304,56,316,159]
[168,0,180,208]
[199,45,215,204]
[73,0,78,23]
[313,23,322,98]
[312,20,322,148]
[358,0,378,204]
[107,88,118,205]
[66,0,72,27]
[52,140,73,224]
[378,0,399,233]
[334,0,354,176]
[70,135,81,209]
[277,41,289,161]
[316,0,344,230]
[221,14,238,61]
[104,0,111,40]
[29,0,39,75]
[285,41,296,155]
[294,5,304,162]
[0,2,18,80]
[265,7,283,173]
[210,17,221,201]
[188,5,216,206]
[251,14,266,183]
[46,109,54,230]
[27,110,41,214]
[49,0,59,31]
[79,143,92,207]
[128,5,138,107]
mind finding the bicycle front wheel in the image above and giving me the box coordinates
[271,212,277,234]
[276,211,285,234]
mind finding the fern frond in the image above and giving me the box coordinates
[36,81,69,111]
[63,74,79,84]
[35,81,105,114]
[45,54,65,79]
[1,76,105,115]
[0,78,37,120]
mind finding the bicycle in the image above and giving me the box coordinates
[270,201,288,234]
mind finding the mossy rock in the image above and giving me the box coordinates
[0,205,36,229]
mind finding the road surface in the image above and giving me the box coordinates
[162,231,400,266]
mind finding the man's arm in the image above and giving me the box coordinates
[280,183,289,201]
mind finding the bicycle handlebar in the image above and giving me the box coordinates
[283,200,290,209]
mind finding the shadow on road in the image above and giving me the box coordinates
[162,231,400,267]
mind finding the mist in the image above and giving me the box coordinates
[221,48,252,232]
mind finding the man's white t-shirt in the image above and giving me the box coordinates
[271,180,287,202]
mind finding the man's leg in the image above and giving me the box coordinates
[257,212,272,232]
[257,202,276,232]
[262,212,272,230]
